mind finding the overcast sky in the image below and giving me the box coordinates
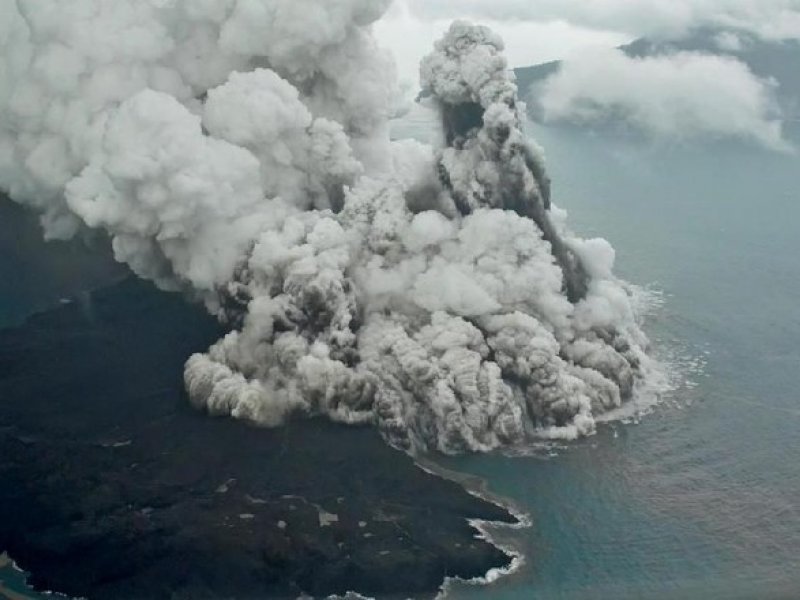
[377,0,800,85]
[378,0,799,150]
[376,2,628,87]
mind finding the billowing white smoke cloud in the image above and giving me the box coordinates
[1,3,659,454]
[1,0,393,246]
[534,48,790,151]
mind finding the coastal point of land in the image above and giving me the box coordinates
[0,277,515,599]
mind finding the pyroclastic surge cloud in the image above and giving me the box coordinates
[0,3,659,454]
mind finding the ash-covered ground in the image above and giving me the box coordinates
[0,272,515,600]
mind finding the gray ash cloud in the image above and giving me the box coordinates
[0,4,661,454]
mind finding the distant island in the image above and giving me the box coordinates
[515,26,800,121]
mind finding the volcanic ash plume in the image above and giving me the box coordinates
[0,4,656,454]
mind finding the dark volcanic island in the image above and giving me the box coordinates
[0,274,515,599]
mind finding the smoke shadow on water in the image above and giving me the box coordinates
[0,197,125,330]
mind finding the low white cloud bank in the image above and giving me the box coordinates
[402,0,800,41]
[376,3,627,89]
[535,49,790,151]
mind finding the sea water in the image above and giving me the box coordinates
[1,111,798,599]
[428,120,800,599]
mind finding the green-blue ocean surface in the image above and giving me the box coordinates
[1,111,798,599]
[412,116,800,599]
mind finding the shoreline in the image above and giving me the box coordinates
[4,454,535,600]
[328,456,532,600]
[0,276,514,600]
[0,552,74,600]
[414,458,532,598]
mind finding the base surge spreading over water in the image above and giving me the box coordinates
[0,2,663,454]
[406,117,799,599]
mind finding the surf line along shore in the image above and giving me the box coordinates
[1,552,63,600]
[0,275,518,599]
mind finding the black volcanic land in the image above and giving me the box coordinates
[0,201,515,599]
